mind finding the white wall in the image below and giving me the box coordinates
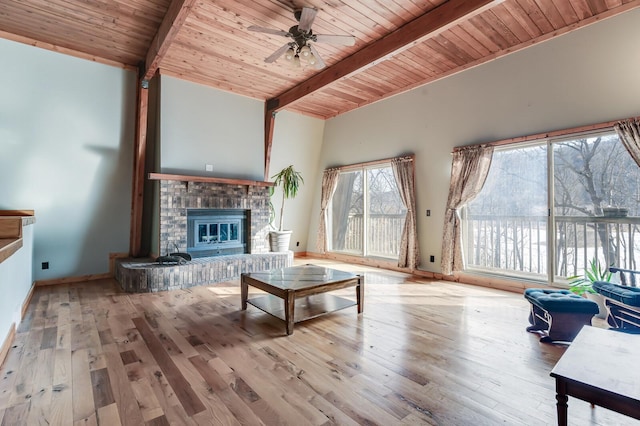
[269,111,325,252]
[158,78,324,253]
[160,76,264,181]
[309,9,640,272]
[0,38,136,280]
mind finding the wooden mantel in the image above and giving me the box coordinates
[149,173,275,187]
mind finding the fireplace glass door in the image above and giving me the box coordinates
[197,222,239,245]
[187,209,248,257]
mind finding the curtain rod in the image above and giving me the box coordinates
[330,154,415,172]
[452,116,639,153]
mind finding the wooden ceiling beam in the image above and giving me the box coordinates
[129,79,149,257]
[262,0,502,175]
[266,0,502,113]
[130,0,196,256]
[143,0,197,82]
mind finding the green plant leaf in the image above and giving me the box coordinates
[567,258,612,296]
[270,165,304,231]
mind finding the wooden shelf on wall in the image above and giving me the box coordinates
[148,173,275,187]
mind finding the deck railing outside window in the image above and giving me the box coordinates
[462,214,640,280]
[335,213,405,258]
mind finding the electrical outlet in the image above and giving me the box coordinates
[429,255,435,263]
[42,261,49,270]
[426,209,431,216]
[205,164,213,172]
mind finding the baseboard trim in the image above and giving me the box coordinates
[21,283,35,319]
[0,323,16,369]
[35,272,111,287]
[450,272,539,294]
[109,252,129,276]
[308,251,416,275]
[306,251,530,294]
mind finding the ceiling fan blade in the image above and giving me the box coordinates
[314,34,356,46]
[297,7,317,32]
[264,43,291,63]
[309,44,326,69]
[247,25,290,37]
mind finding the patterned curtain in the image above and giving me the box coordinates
[615,119,640,168]
[441,146,493,275]
[316,168,341,253]
[392,156,419,269]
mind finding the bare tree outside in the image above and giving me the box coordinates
[554,135,640,275]
[330,166,406,257]
[464,131,640,280]
[465,145,547,274]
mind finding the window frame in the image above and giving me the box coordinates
[327,160,406,260]
[461,127,637,285]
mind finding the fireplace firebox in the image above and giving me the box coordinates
[187,209,249,258]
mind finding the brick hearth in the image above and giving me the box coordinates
[115,252,292,293]
[115,178,293,292]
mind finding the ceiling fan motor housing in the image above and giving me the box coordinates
[248,6,353,68]
[289,25,314,49]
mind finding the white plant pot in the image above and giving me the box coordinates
[586,292,607,319]
[269,230,292,252]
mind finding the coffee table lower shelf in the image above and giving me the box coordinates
[246,293,356,323]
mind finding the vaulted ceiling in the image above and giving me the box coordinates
[1,0,638,119]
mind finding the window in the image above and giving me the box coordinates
[463,144,548,278]
[553,133,640,279]
[329,165,406,259]
[462,130,640,282]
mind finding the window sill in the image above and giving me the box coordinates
[453,270,569,293]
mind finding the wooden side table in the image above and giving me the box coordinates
[550,326,640,425]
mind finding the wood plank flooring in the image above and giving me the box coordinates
[0,258,636,425]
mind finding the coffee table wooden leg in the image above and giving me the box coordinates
[357,275,364,314]
[556,379,568,426]
[285,291,295,335]
[241,274,248,310]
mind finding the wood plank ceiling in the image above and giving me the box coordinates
[0,0,639,119]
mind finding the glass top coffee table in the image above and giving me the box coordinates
[240,264,364,335]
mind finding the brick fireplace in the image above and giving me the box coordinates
[159,179,271,255]
[115,177,292,293]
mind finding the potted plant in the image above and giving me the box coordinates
[568,258,612,319]
[269,165,303,252]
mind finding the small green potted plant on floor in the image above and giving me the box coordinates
[568,258,611,318]
[269,165,303,252]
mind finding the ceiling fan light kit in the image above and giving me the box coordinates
[284,47,295,61]
[248,7,355,70]
[299,45,311,57]
[283,43,316,68]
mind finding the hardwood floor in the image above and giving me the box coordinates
[0,258,636,425]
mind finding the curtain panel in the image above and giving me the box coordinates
[316,168,341,253]
[441,146,493,275]
[615,119,640,168]
[391,156,420,269]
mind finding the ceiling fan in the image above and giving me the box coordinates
[248,7,356,69]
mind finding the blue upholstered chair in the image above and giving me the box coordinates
[524,288,599,343]
[593,267,640,330]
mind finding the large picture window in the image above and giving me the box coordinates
[329,165,406,259]
[462,130,640,282]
